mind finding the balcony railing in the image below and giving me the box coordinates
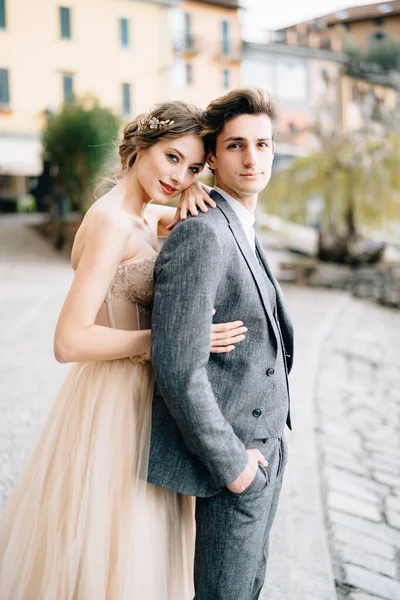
[173,34,202,56]
[214,39,242,62]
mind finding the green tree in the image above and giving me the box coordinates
[42,97,120,211]
[262,133,400,258]
[346,38,400,73]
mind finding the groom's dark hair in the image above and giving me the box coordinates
[202,87,279,155]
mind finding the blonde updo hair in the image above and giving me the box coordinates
[119,101,204,171]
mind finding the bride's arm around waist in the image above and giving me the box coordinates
[54,209,150,364]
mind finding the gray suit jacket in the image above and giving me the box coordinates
[148,191,294,497]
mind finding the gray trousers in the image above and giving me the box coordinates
[194,437,287,600]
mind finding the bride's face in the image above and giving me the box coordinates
[136,134,205,204]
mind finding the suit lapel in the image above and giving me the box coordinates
[255,237,291,325]
[211,190,279,349]
[255,236,294,361]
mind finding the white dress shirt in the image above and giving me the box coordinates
[214,187,256,255]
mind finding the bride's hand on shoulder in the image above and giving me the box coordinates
[210,310,247,354]
[166,180,216,231]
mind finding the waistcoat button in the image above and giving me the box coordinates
[252,408,262,418]
[266,368,275,376]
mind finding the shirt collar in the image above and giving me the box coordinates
[214,186,255,231]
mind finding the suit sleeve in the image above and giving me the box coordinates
[151,218,248,487]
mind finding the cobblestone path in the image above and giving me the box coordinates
[316,298,400,600]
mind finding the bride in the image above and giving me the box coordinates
[0,101,247,600]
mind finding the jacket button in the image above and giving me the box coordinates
[266,368,275,376]
[253,408,262,418]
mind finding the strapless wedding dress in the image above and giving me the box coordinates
[0,256,194,600]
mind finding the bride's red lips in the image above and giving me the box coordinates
[160,181,177,195]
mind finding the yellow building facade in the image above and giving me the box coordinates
[0,0,173,208]
[0,0,241,209]
[168,0,241,108]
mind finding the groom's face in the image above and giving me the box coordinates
[207,114,274,201]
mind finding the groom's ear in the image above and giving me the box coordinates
[207,151,217,170]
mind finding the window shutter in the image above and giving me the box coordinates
[63,74,73,103]
[122,83,131,115]
[120,18,129,48]
[0,0,6,29]
[222,20,230,56]
[0,69,10,105]
[60,7,71,39]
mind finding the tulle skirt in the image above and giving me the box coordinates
[0,358,195,600]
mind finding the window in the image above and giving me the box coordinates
[321,68,330,86]
[275,60,307,102]
[62,73,74,104]
[122,82,131,116]
[0,68,10,106]
[377,3,393,13]
[272,31,286,42]
[0,175,11,192]
[374,17,383,26]
[171,60,192,86]
[0,0,6,29]
[352,82,360,103]
[242,60,274,93]
[169,8,185,51]
[222,20,230,56]
[184,13,193,49]
[60,7,71,39]
[172,59,186,86]
[371,31,386,41]
[120,18,129,48]
[185,62,193,85]
[223,68,230,91]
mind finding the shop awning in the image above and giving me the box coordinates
[0,135,43,176]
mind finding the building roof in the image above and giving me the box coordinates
[191,0,240,8]
[244,40,348,63]
[279,1,400,31]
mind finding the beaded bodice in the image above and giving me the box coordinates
[97,256,157,332]
[108,257,156,316]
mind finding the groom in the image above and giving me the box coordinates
[148,87,294,599]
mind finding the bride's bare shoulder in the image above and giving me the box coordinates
[86,196,132,233]
[71,197,132,269]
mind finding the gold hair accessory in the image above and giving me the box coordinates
[138,115,175,132]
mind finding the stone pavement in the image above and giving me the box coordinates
[316,299,400,600]
[3,214,399,599]
[0,215,72,506]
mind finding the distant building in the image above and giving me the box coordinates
[341,72,399,133]
[168,0,241,107]
[277,1,400,51]
[241,1,400,161]
[242,40,346,163]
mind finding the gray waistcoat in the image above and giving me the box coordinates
[254,247,290,438]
